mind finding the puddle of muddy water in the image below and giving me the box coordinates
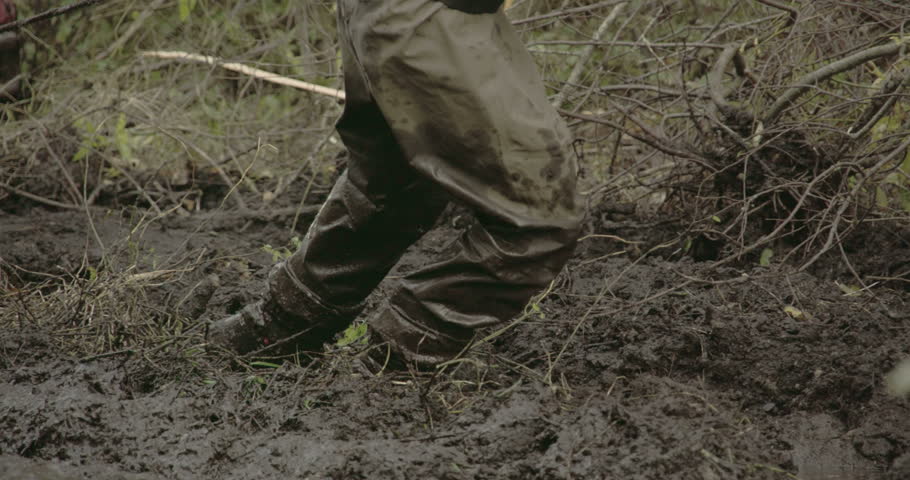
[790,414,883,480]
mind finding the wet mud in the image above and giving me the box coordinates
[1,194,909,479]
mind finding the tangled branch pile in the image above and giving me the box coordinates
[538,0,909,269]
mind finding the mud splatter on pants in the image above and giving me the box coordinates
[270,0,584,365]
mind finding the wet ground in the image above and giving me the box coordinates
[1,188,909,479]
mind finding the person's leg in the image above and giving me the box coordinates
[269,98,450,321]
[343,0,585,365]
[264,107,450,337]
[208,3,449,354]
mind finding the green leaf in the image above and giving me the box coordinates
[835,281,862,297]
[115,113,132,162]
[337,323,368,347]
[245,375,267,385]
[250,361,281,369]
[178,0,197,22]
[783,305,805,320]
[759,248,774,267]
[875,186,889,208]
[900,190,910,213]
[711,215,722,223]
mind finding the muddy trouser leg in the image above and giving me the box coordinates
[339,0,585,365]
[266,9,450,330]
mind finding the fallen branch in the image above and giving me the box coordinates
[0,181,85,210]
[707,44,745,116]
[0,0,107,34]
[559,109,698,160]
[764,39,908,123]
[753,0,798,26]
[551,1,626,108]
[96,0,167,60]
[140,50,346,101]
[511,1,627,26]
[846,67,910,139]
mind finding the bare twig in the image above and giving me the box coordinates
[0,182,83,210]
[707,44,745,117]
[511,1,627,27]
[0,0,108,34]
[765,39,908,123]
[798,134,910,271]
[552,2,627,108]
[846,67,910,139]
[753,0,798,26]
[559,109,696,160]
[96,0,167,60]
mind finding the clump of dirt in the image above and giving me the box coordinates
[1,185,909,479]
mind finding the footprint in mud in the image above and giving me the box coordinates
[0,454,155,480]
[789,414,886,480]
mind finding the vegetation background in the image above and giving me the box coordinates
[4,0,909,265]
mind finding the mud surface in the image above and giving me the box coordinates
[1,193,909,479]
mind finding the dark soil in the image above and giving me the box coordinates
[1,187,909,480]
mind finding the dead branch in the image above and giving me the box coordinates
[753,0,798,26]
[96,0,167,60]
[511,1,628,27]
[552,2,627,108]
[560,109,699,161]
[0,182,84,210]
[846,67,910,139]
[799,134,910,270]
[529,40,728,49]
[707,44,748,118]
[764,39,908,124]
[0,0,107,34]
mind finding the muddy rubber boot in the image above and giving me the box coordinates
[360,333,415,375]
[207,262,363,356]
[207,299,318,356]
[359,325,472,376]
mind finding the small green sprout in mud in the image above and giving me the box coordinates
[250,361,282,369]
[245,375,267,386]
[336,322,368,347]
[262,236,303,262]
[759,248,774,267]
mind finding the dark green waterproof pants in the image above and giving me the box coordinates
[269,0,584,365]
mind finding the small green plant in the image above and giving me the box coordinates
[262,236,302,262]
[336,322,368,347]
[250,361,281,369]
[245,375,266,386]
[178,0,198,22]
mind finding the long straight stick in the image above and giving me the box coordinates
[140,50,346,101]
